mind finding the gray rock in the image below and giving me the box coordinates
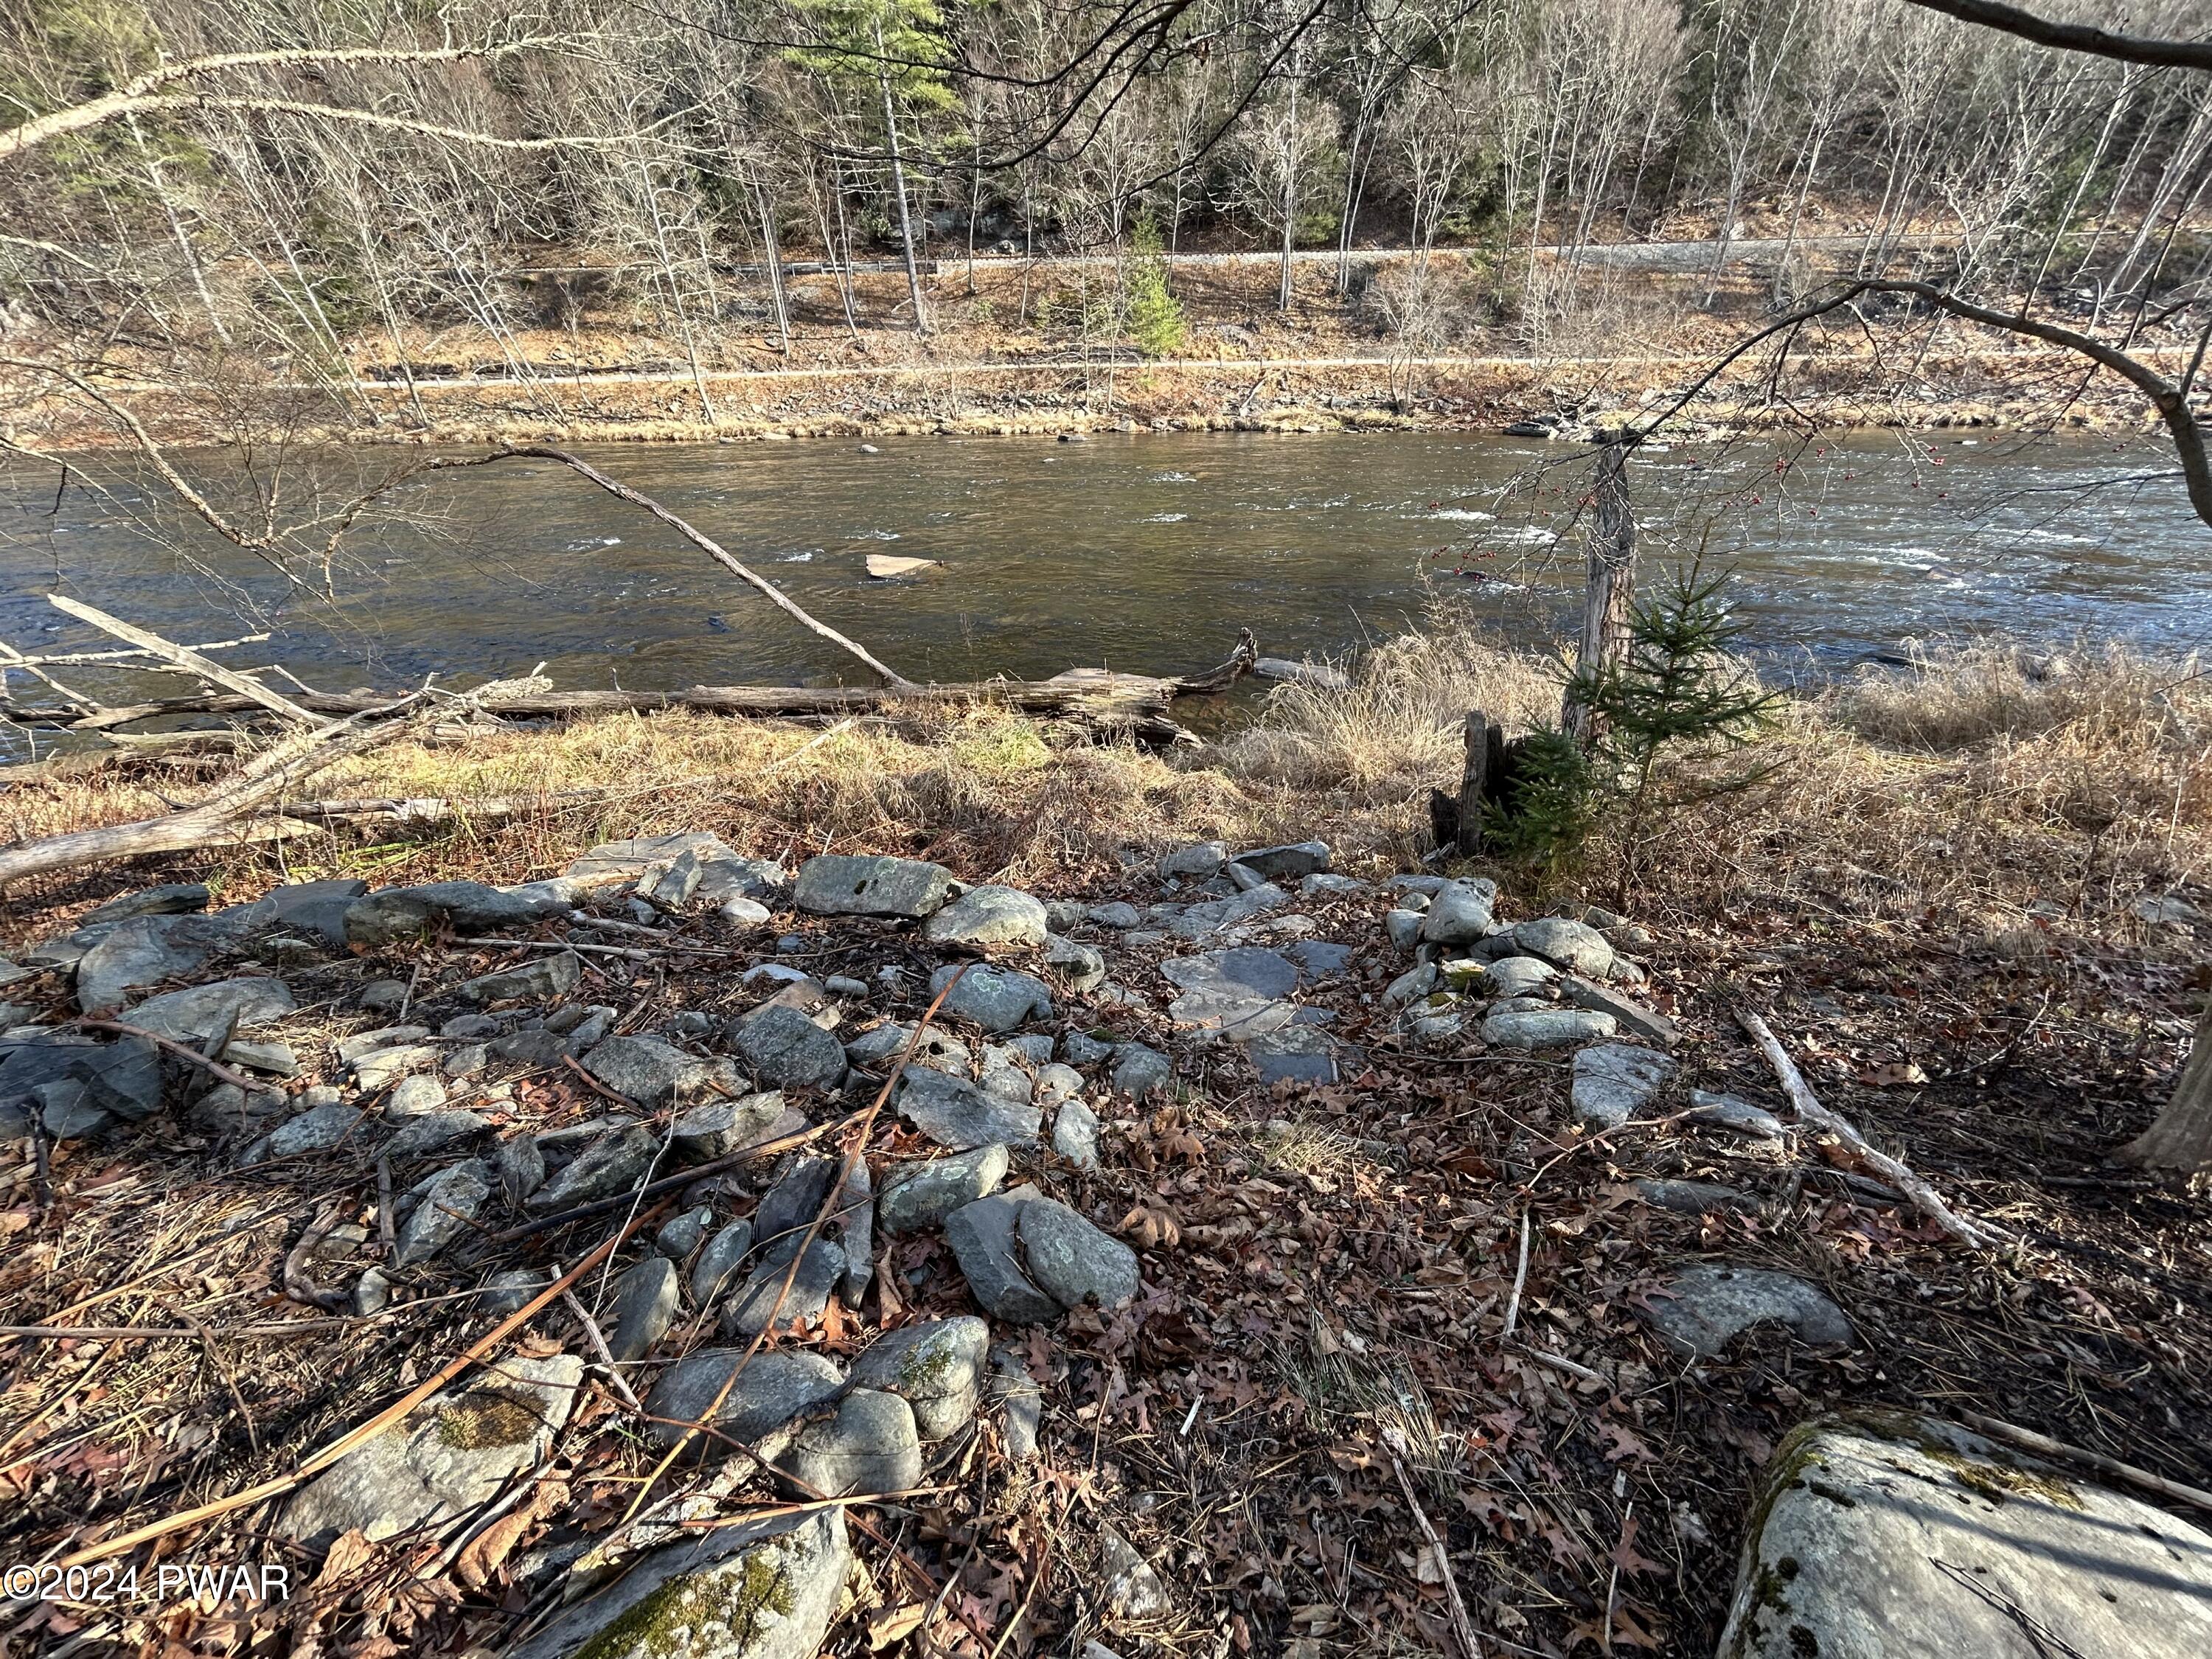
[719,895,773,928]
[1043,934,1107,992]
[443,1042,488,1079]
[282,1352,584,1546]
[723,1236,846,1336]
[1419,880,1498,947]
[657,1205,716,1259]
[734,1004,849,1091]
[1043,899,1086,933]
[1034,1062,1085,1106]
[1507,917,1617,978]
[922,884,1049,950]
[38,1080,108,1139]
[1300,872,1366,897]
[1557,975,1676,1044]
[1635,1178,1756,1214]
[496,1135,546,1207]
[605,1256,681,1361]
[225,1038,298,1077]
[343,880,572,950]
[1085,902,1142,929]
[1385,908,1425,953]
[386,1073,446,1120]
[253,1102,366,1163]
[834,1158,872,1309]
[488,1028,577,1068]
[822,975,869,1000]
[353,1043,442,1091]
[1158,841,1226,882]
[1003,1032,1054,1065]
[124,976,293,1048]
[689,1220,756,1307]
[1687,1089,1788,1138]
[1245,1026,1342,1085]
[929,963,1052,1033]
[673,1092,790,1162]
[338,1023,431,1064]
[21,921,125,973]
[753,1157,841,1250]
[0,1031,161,1124]
[459,951,580,1004]
[1018,1193,1141,1311]
[880,1144,1009,1234]
[1481,956,1558,998]
[77,914,245,1013]
[1717,1413,2212,1659]
[478,1267,549,1317]
[509,1506,848,1659]
[895,1065,1040,1150]
[385,1110,490,1162]
[354,1267,393,1316]
[1403,998,1467,1046]
[841,1021,915,1068]
[393,1161,491,1265]
[1231,840,1330,881]
[1385,963,1438,1004]
[644,1347,845,1448]
[792,853,953,918]
[1161,946,1301,1040]
[1110,1043,1172,1099]
[528,1124,662,1210]
[1290,939,1353,980]
[638,847,705,908]
[358,979,408,1012]
[847,1317,990,1440]
[1166,883,1290,938]
[990,1346,1043,1460]
[1100,1525,1172,1619]
[942,1191,1060,1323]
[83,883,209,925]
[975,1045,1034,1107]
[1480,1009,1616,1049]
[1571,1044,1677,1128]
[1061,1031,1116,1068]
[1643,1264,1855,1357]
[1051,1096,1102,1169]
[583,1034,706,1110]
[185,1082,288,1141]
[255,878,369,948]
[776,1388,921,1498]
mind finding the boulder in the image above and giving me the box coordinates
[928,964,1052,1034]
[343,880,572,950]
[255,878,370,947]
[1385,909,1425,953]
[1085,902,1143,929]
[1157,841,1226,882]
[733,1004,849,1091]
[282,1352,583,1546]
[582,1034,715,1110]
[1506,917,1617,978]
[1479,956,1557,999]
[1718,1413,2212,1659]
[643,1348,845,1448]
[752,1157,841,1251]
[509,1506,849,1659]
[477,1267,550,1317]
[895,1065,1040,1150]
[605,1256,681,1361]
[1062,1031,1116,1068]
[496,1136,546,1207]
[1230,840,1330,880]
[384,1110,491,1162]
[922,885,1049,950]
[122,976,294,1049]
[944,1187,1137,1324]
[528,1124,662,1210]
[76,914,245,1013]
[792,854,952,919]
[879,1144,1009,1234]
[225,1038,297,1077]
[459,951,580,1004]
[657,1205,715,1260]
[248,1102,367,1164]
[775,1388,922,1497]
[846,1317,990,1440]
[393,1161,490,1265]
[1642,1264,1855,1358]
[386,1074,446,1120]
[1571,1044,1676,1129]
[1480,1009,1617,1049]
[1419,880,1498,947]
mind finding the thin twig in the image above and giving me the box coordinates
[560,1282,643,1411]
[68,1018,257,1090]
[1501,1208,1531,1340]
[1958,1411,2212,1512]
[1380,1424,1486,1659]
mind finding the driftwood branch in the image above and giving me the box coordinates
[1737,1008,2006,1250]
[46,595,325,726]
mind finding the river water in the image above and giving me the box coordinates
[3,432,2208,726]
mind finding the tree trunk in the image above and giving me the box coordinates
[753,177,790,353]
[2120,1001,2212,1170]
[876,49,928,334]
[1562,440,1637,745]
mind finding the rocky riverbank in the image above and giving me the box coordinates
[1,821,2209,1656]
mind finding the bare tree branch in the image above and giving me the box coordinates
[1902,0,2212,74]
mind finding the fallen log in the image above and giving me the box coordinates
[0,632,1261,744]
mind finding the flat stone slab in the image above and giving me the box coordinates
[1243,1025,1345,1085]
[282,1352,583,1544]
[76,914,246,1013]
[343,880,572,950]
[895,1065,1040,1150]
[123,976,294,1048]
[880,1144,1009,1233]
[793,854,952,918]
[1719,1412,2212,1659]
[928,964,1053,1033]
[1571,1044,1676,1128]
[1161,946,1302,1040]
[1557,974,1677,1045]
[511,1506,849,1659]
[1230,840,1330,880]
[1643,1264,1855,1357]
[1481,1009,1616,1049]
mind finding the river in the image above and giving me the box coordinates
[3,431,2207,730]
